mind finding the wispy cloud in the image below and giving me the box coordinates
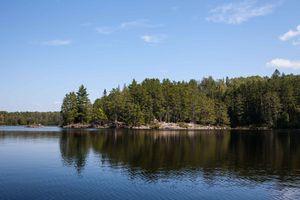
[42,39,72,46]
[267,58,300,69]
[96,27,116,35]
[96,19,162,35]
[279,25,300,46]
[120,19,161,29]
[279,25,300,41]
[141,34,167,44]
[206,0,277,25]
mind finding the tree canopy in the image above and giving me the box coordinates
[61,85,92,125]
[60,70,300,128]
[0,111,60,126]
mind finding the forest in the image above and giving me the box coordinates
[60,70,300,129]
[0,111,60,126]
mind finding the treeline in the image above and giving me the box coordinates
[61,70,300,128]
[226,70,300,128]
[60,85,105,125]
[0,111,61,126]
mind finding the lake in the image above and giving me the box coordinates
[0,127,300,200]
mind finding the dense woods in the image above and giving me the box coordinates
[61,70,300,129]
[0,111,60,126]
[1,70,299,128]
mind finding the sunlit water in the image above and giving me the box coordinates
[0,126,300,200]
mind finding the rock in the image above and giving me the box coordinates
[62,123,92,129]
[26,124,44,128]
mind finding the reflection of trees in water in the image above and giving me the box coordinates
[57,129,300,182]
[91,130,230,173]
[59,130,91,174]
[228,131,300,179]
[1,129,300,182]
[0,131,60,139]
[2,129,300,181]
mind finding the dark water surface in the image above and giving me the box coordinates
[0,127,300,200]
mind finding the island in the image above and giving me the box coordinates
[1,70,297,130]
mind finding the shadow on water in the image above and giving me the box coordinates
[1,128,300,183]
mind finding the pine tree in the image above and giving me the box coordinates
[215,101,230,126]
[76,85,92,123]
[92,99,108,125]
[123,102,144,127]
[61,92,78,125]
[262,92,281,127]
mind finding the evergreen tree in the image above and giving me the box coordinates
[272,69,281,78]
[123,101,144,127]
[61,92,78,125]
[215,101,230,126]
[92,99,108,125]
[58,70,300,129]
[198,97,216,125]
[76,85,92,123]
[262,92,281,127]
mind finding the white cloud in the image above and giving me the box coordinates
[141,35,167,44]
[42,39,72,46]
[279,25,300,41]
[206,0,276,24]
[267,58,300,69]
[120,19,161,29]
[96,19,162,34]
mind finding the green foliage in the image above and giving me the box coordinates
[61,85,92,125]
[198,97,216,125]
[226,70,300,128]
[0,111,60,126]
[272,69,281,78]
[58,70,300,129]
[76,85,92,123]
[177,122,189,129]
[61,92,78,125]
[262,92,281,127]
[123,102,144,127]
[215,101,230,126]
[4,69,300,129]
[92,99,107,125]
[149,122,160,129]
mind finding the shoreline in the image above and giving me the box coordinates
[61,122,271,131]
[1,124,297,131]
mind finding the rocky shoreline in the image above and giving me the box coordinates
[61,122,272,130]
[26,124,44,128]
[62,122,231,130]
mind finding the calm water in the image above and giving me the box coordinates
[0,127,300,200]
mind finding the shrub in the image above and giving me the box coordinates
[177,122,189,129]
[150,123,160,129]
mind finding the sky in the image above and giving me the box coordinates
[1,0,300,111]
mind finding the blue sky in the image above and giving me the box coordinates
[1,0,300,111]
